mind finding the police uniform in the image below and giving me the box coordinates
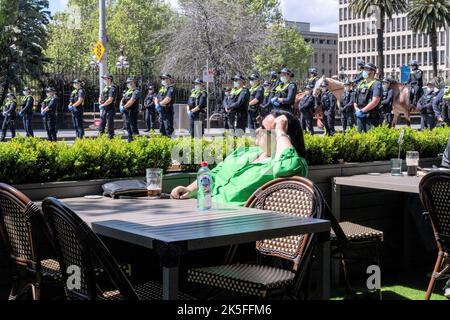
[143,88,157,132]
[408,61,424,106]
[272,68,297,112]
[1,94,17,142]
[306,68,319,88]
[298,86,315,135]
[380,79,394,127]
[353,59,366,88]
[260,81,273,118]
[355,78,382,133]
[121,78,141,142]
[222,88,232,130]
[69,80,85,139]
[320,84,337,136]
[42,89,58,142]
[417,85,437,130]
[156,74,175,137]
[247,74,264,131]
[432,88,445,122]
[339,83,356,132]
[99,76,118,138]
[187,79,207,138]
[20,90,34,137]
[227,75,250,133]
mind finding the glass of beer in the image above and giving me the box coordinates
[406,151,420,176]
[146,168,163,199]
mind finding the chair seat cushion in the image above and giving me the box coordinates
[332,222,384,242]
[187,263,295,298]
[102,281,194,300]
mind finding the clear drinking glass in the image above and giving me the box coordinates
[391,158,403,176]
[406,151,420,176]
[146,168,163,199]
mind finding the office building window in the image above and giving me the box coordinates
[314,53,318,64]
[413,34,417,48]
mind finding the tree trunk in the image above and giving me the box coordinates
[430,30,438,78]
[377,6,385,79]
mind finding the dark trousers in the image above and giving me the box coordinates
[124,109,139,142]
[144,107,157,131]
[357,115,380,133]
[380,110,393,127]
[300,110,314,135]
[22,112,34,137]
[323,111,336,136]
[340,112,355,132]
[225,112,235,130]
[260,105,272,119]
[410,86,423,107]
[1,116,15,141]
[189,111,204,138]
[158,106,174,137]
[44,114,57,142]
[421,113,437,131]
[247,107,259,130]
[236,111,247,132]
[99,107,115,138]
[71,108,84,139]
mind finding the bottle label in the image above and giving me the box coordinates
[200,175,211,193]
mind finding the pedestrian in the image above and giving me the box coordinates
[247,73,264,134]
[68,79,85,139]
[227,74,250,134]
[41,87,58,142]
[120,77,141,142]
[98,74,118,139]
[298,84,315,135]
[154,74,175,137]
[1,93,17,142]
[380,78,394,127]
[339,79,356,132]
[19,87,34,137]
[142,85,157,133]
[271,67,297,113]
[408,59,424,107]
[417,81,437,131]
[353,59,366,88]
[320,81,337,136]
[187,78,207,138]
[260,81,273,119]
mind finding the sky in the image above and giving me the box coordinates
[48,0,339,33]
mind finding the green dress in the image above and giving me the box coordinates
[209,146,308,207]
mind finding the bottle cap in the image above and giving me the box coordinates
[201,161,208,167]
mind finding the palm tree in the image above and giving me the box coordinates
[408,0,450,78]
[349,0,408,79]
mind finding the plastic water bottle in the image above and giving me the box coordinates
[197,161,212,211]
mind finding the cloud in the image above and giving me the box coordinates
[280,0,338,33]
[49,0,69,13]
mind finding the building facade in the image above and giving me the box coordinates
[338,0,450,83]
[285,20,339,80]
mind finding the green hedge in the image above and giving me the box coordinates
[0,127,449,185]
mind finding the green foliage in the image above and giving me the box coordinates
[0,127,449,185]
[253,24,313,77]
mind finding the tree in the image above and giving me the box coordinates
[161,0,268,107]
[253,24,313,79]
[349,0,407,79]
[408,0,450,78]
[0,0,50,103]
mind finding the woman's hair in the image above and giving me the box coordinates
[271,109,306,159]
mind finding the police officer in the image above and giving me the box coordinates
[307,68,319,88]
[320,81,337,136]
[339,79,355,132]
[98,74,118,139]
[417,81,437,130]
[354,63,383,133]
[260,81,273,118]
[247,74,264,134]
[441,85,450,124]
[1,93,17,142]
[143,85,157,133]
[380,78,394,127]
[353,59,366,87]
[222,87,232,130]
[68,79,85,139]
[408,59,424,106]
[271,67,297,112]
[228,74,250,134]
[120,77,141,142]
[154,74,175,137]
[298,84,315,135]
[41,87,58,142]
[187,78,207,138]
[269,70,279,88]
[432,87,445,124]
[19,87,34,137]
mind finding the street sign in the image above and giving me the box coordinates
[203,69,214,83]
[93,40,105,62]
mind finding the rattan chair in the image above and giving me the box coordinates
[0,183,62,300]
[316,186,384,299]
[419,171,450,300]
[187,176,324,299]
[41,197,193,300]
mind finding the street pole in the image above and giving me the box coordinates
[206,58,210,131]
[99,0,107,95]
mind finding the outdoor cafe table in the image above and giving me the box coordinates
[331,172,423,269]
[61,197,331,300]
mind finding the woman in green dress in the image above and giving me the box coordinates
[171,110,308,206]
